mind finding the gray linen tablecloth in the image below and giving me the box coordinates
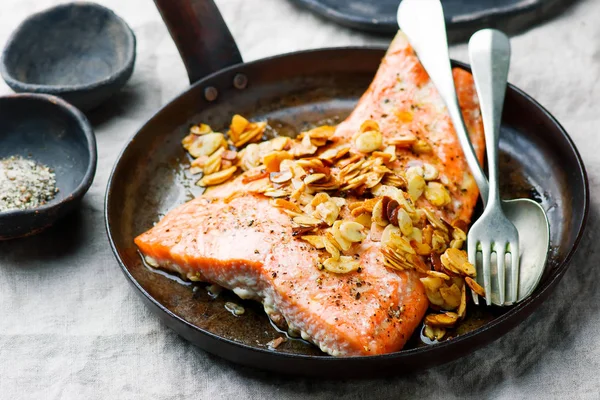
[1,0,598,398]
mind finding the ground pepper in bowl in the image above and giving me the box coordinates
[0,156,58,212]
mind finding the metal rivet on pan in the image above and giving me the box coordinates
[233,73,248,89]
[204,86,218,101]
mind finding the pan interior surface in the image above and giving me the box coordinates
[106,50,585,365]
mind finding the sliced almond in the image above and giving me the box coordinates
[441,248,476,277]
[304,173,326,185]
[412,139,433,155]
[263,150,293,172]
[465,277,486,298]
[311,192,330,207]
[440,283,462,310]
[425,182,451,207]
[422,163,439,181]
[426,270,450,280]
[269,170,293,184]
[300,235,326,249]
[407,173,426,201]
[355,130,383,153]
[339,221,366,243]
[190,123,212,135]
[360,120,380,133]
[323,237,340,260]
[270,198,301,213]
[314,201,340,226]
[293,215,322,226]
[424,312,459,328]
[354,213,372,228]
[230,114,249,140]
[197,166,237,187]
[424,325,446,341]
[185,132,226,158]
[322,256,360,274]
[457,284,467,319]
[332,221,352,251]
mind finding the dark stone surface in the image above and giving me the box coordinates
[0,2,136,111]
[0,94,97,240]
[289,0,578,42]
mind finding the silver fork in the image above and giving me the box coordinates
[468,29,519,306]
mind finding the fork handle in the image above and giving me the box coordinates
[397,0,490,205]
[468,30,511,207]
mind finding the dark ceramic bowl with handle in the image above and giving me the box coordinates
[0,2,136,111]
[0,93,97,240]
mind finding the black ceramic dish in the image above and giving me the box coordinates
[105,0,588,377]
[0,2,136,111]
[290,0,577,42]
[0,94,97,240]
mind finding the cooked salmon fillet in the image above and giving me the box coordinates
[135,32,485,356]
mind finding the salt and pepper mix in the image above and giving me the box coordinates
[0,155,58,212]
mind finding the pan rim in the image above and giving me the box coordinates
[104,46,589,364]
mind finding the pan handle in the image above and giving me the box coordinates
[153,0,243,84]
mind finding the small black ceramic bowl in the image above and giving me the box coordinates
[0,94,97,240]
[0,2,136,111]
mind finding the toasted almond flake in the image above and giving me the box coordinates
[440,283,462,310]
[314,201,340,226]
[422,163,439,180]
[424,325,446,341]
[412,139,433,154]
[197,166,237,187]
[300,235,326,249]
[466,277,486,298]
[263,150,293,172]
[452,226,467,241]
[332,221,352,251]
[322,256,360,274]
[263,189,288,198]
[360,120,380,133]
[420,276,445,307]
[230,114,249,140]
[293,215,322,226]
[241,143,261,171]
[396,208,413,236]
[381,224,400,247]
[369,222,384,242]
[310,192,330,207]
[372,198,388,226]
[269,170,293,184]
[425,182,451,207]
[427,271,451,280]
[339,221,366,243]
[291,134,318,157]
[424,312,459,328]
[422,208,448,232]
[190,123,212,135]
[457,284,467,318]
[407,173,426,201]
[432,230,448,254]
[388,134,417,147]
[323,237,340,260]
[354,213,372,228]
[355,130,383,153]
[450,239,465,249]
[185,132,226,158]
[270,198,301,213]
[270,136,290,151]
[305,125,336,140]
[304,173,326,185]
[383,145,397,162]
[441,248,476,277]
[203,147,225,175]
